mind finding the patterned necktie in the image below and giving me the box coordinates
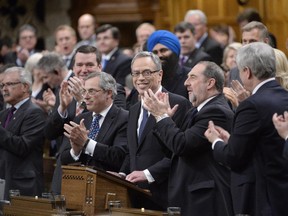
[4,106,16,128]
[138,108,148,142]
[88,114,102,140]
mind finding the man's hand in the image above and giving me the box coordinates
[223,87,239,108]
[43,88,56,108]
[204,121,230,144]
[68,77,84,103]
[126,171,147,183]
[16,47,29,63]
[107,171,126,179]
[143,89,178,118]
[59,81,73,114]
[272,111,288,140]
[231,80,251,103]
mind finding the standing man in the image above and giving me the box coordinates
[0,67,46,200]
[4,24,40,67]
[184,10,223,66]
[174,21,211,68]
[205,42,288,215]
[75,13,97,49]
[60,72,128,172]
[120,51,191,210]
[143,61,234,216]
[96,24,132,86]
[54,25,77,70]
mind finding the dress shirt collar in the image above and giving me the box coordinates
[102,47,118,61]
[13,97,30,111]
[197,94,218,111]
[92,103,113,122]
[195,32,208,49]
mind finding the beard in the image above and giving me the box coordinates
[160,52,179,82]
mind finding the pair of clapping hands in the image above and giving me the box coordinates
[223,80,250,108]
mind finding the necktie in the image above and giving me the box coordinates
[138,108,148,142]
[179,55,187,67]
[4,106,16,128]
[102,59,108,70]
[88,114,102,140]
[187,107,198,128]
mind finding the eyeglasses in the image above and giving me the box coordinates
[81,88,104,96]
[20,35,35,40]
[131,69,160,77]
[0,82,22,89]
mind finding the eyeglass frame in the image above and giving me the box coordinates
[0,81,23,90]
[81,88,104,96]
[131,69,160,78]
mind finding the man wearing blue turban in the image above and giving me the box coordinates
[146,30,190,99]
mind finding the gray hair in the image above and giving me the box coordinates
[184,10,207,24]
[242,21,269,42]
[37,52,67,74]
[85,72,117,99]
[131,51,162,71]
[4,66,32,93]
[236,42,275,80]
[199,61,225,92]
[25,53,43,73]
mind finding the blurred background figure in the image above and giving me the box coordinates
[0,36,14,66]
[274,48,288,90]
[75,13,97,49]
[209,24,236,48]
[136,22,156,45]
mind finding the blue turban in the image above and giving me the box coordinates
[147,30,181,56]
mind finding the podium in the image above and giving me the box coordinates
[61,165,152,215]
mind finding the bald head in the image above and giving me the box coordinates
[78,13,96,40]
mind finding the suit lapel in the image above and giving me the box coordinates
[6,99,30,129]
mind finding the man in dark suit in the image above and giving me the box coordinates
[119,51,191,210]
[96,24,132,87]
[174,21,211,69]
[0,67,46,200]
[184,10,223,66]
[43,45,126,194]
[4,24,41,67]
[143,61,234,216]
[60,72,128,172]
[272,111,288,159]
[205,42,288,215]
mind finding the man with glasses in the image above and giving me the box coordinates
[0,67,46,200]
[60,72,128,174]
[118,51,191,210]
[4,24,40,67]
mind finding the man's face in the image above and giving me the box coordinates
[242,28,263,45]
[19,30,37,51]
[73,52,101,81]
[78,16,95,40]
[175,29,196,55]
[96,30,118,54]
[131,56,162,96]
[83,76,110,113]
[185,15,206,41]
[42,70,62,89]
[152,44,174,68]
[55,29,77,56]
[137,29,153,44]
[184,63,210,106]
[1,71,28,105]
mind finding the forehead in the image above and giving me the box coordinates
[3,71,19,81]
[20,30,35,36]
[175,29,193,36]
[132,56,156,69]
[56,29,73,37]
[186,15,201,24]
[242,29,261,39]
[74,52,97,62]
[78,16,93,26]
[85,76,99,87]
[152,43,169,51]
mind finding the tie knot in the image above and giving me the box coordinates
[94,114,102,121]
[10,106,16,113]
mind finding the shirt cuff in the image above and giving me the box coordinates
[155,113,169,123]
[57,106,68,118]
[70,149,81,161]
[84,139,97,156]
[143,169,155,183]
[212,138,224,150]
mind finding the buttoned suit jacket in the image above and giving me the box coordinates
[199,36,223,66]
[0,99,46,200]
[60,104,128,172]
[183,48,212,69]
[154,94,234,216]
[213,80,288,216]
[104,49,132,86]
[121,89,191,210]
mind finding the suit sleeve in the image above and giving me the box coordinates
[283,140,288,159]
[114,83,127,109]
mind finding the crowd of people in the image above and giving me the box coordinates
[0,7,288,216]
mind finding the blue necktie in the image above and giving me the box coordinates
[88,114,102,140]
[138,108,148,143]
[102,59,108,70]
[4,106,16,128]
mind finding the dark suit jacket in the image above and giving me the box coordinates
[60,105,128,172]
[104,49,132,86]
[121,89,191,210]
[184,48,212,69]
[213,80,288,216]
[154,94,234,216]
[284,139,288,159]
[0,99,46,200]
[199,36,223,66]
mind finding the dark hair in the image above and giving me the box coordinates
[96,24,121,40]
[72,45,102,65]
[236,8,262,24]
[174,21,195,35]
